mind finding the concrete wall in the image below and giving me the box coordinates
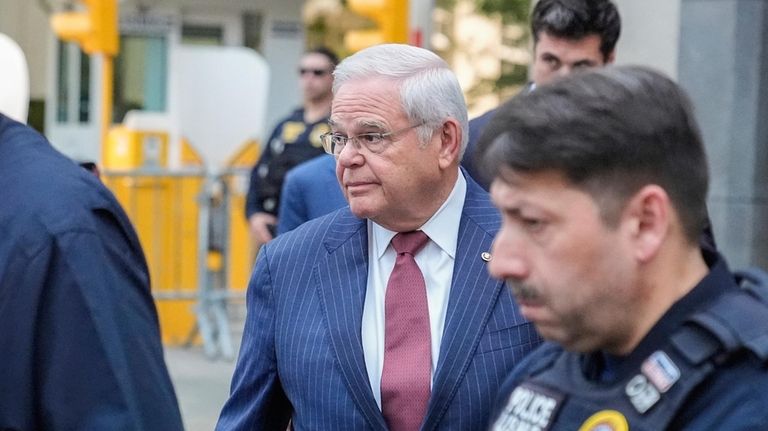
[613,0,681,78]
[678,0,768,269]
[583,0,768,269]
[0,0,49,100]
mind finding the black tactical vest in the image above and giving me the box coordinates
[491,270,768,431]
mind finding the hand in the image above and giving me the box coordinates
[249,212,277,246]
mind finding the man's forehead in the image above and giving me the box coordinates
[330,79,402,116]
[536,28,603,43]
[490,175,550,213]
[301,53,332,66]
[493,169,574,193]
[491,170,598,218]
[536,32,604,56]
[328,117,387,129]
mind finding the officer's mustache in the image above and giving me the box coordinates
[505,280,541,302]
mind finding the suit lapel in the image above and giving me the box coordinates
[315,209,388,430]
[423,178,503,430]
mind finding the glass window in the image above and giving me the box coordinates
[55,42,91,124]
[243,12,263,52]
[181,24,224,45]
[78,50,90,123]
[113,35,168,123]
[56,41,69,123]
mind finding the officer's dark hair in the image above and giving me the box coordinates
[306,46,339,67]
[477,65,709,244]
[531,0,621,61]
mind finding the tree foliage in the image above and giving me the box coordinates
[438,0,530,23]
[475,0,530,23]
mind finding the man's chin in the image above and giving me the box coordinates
[537,328,595,353]
[348,200,376,220]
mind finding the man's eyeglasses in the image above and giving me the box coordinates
[320,123,425,156]
[299,68,331,77]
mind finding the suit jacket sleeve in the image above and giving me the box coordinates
[3,210,183,430]
[216,245,292,430]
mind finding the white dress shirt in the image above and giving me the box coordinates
[362,171,467,408]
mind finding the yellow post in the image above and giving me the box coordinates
[345,0,409,52]
[50,0,118,56]
[101,54,114,161]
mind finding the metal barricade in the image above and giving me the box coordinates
[102,127,258,359]
[103,168,253,360]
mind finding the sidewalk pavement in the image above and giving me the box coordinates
[164,307,244,431]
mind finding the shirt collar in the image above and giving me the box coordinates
[371,170,467,259]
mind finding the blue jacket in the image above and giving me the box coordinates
[277,153,346,234]
[461,108,497,191]
[0,114,183,430]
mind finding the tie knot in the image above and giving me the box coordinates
[391,231,429,256]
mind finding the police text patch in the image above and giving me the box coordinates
[492,383,564,431]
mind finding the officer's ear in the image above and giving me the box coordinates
[620,185,670,263]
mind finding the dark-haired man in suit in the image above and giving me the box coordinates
[465,0,621,189]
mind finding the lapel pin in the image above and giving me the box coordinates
[481,252,492,262]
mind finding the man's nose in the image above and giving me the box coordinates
[336,141,364,168]
[488,233,530,282]
[557,65,573,78]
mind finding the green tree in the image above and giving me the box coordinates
[475,0,529,24]
[434,0,531,108]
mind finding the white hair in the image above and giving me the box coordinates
[333,44,469,156]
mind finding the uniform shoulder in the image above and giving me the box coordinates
[284,107,306,122]
[0,127,118,238]
[266,108,305,135]
[673,352,768,428]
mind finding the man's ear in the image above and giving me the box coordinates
[437,118,461,169]
[621,185,670,263]
[605,49,616,65]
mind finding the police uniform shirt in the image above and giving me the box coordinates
[245,108,329,218]
[490,249,768,430]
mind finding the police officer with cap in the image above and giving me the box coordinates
[477,65,768,430]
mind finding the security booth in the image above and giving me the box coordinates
[99,46,269,358]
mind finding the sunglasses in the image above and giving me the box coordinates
[299,68,331,77]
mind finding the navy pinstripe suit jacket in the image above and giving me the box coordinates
[217,174,541,430]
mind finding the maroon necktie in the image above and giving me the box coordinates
[381,231,431,431]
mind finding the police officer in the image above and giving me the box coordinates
[477,66,768,430]
[245,46,338,245]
